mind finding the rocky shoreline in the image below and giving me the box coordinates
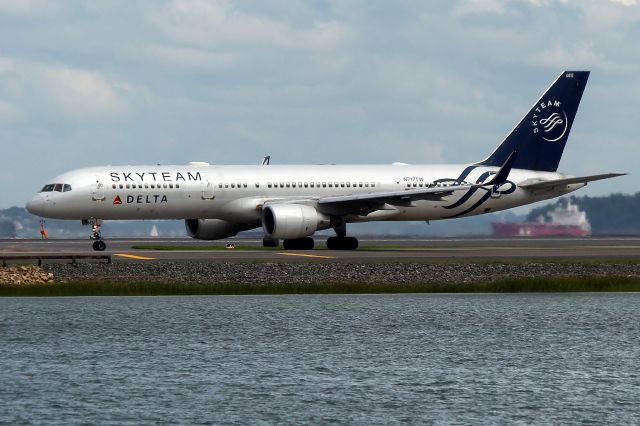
[21,261,639,285]
[0,265,55,285]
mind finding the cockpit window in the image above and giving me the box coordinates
[40,183,72,192]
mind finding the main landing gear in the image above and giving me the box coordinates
[276,223,359,251]
[282,237,315,250]
[326,236,358,250]
[325,222,358,250]
[83,219,106,251]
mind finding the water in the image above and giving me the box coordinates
[1,294,639,424]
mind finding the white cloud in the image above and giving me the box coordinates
[530,42,638,72]
[141,44,239,70]
[0,98,25,123]
[610,0,638,6]
[151,0,352,50]
[0,58,133,123]
[0,0,48,15]
[42,67,129,121]
[456,0,509,15]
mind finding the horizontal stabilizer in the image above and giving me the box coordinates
[519,172,627,191]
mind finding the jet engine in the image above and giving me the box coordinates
[185,219,241,240]
[262,204,331,239]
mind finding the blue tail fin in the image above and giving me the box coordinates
[478,71,589,172]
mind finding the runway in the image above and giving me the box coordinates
[1,237,640,263]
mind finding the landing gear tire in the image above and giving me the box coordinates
[85,219,106,251]
[263,237,279,248]
[326,236,358,250]
[283,237,315,250]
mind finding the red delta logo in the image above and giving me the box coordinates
[113,195,122,205]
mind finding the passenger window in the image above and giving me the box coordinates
[328,183,333,188]
[298,182,302,188]
[371,183,375,187]
[346,183,350,187]
[322,182,326,188]
[231,183,235,188]
[413,183,417,187]
[169,183,174,189]
[145,183,149,189]
[119,184,124,189]
[365,183,369,187]
[268,183,272,188]
[309,183,313,188]
[280,182,284,188]
[126,184,130,189]
[151,184,155,189]
[225,184,229,188]
[286,182,290,187]
[341,183,345,188]
[176,184,180,189]
[316,182,320,187]
[255,182,259,188]
[292,182,297,188]
[359,183,363,187]
[163,183,168,189]
[112,184,116,189]
[243,183,247,188]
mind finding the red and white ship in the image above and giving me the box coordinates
[492,201,591,237]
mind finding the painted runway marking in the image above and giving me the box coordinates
[114,253,156,260]
[277,253,336,259]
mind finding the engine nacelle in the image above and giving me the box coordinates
[185,219,241,240]
[262,204,330,239]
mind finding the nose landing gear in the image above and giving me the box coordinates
[83,219,106,251]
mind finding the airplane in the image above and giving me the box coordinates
[26,71,625,251]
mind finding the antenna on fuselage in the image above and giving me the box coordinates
[261,155,271,166]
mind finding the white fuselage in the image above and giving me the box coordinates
[26,163,582,226]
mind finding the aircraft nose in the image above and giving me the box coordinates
[26,195,46,216]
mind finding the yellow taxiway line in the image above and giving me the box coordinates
[114,253,156,260]
[277,252,336,259]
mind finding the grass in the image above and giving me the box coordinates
[3,276,640,297]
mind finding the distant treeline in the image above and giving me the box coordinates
[527,193,640,235]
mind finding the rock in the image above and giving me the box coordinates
[0,265,56,285]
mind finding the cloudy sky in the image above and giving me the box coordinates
[1,0,638,209]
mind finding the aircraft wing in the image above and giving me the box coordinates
[318,185,469,205]
[317,150,520,214]
[315,185,472,216]
[519,172,627,191]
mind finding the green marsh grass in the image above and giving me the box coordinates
[3,276,640,297]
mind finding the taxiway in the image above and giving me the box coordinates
[1,237,639,263]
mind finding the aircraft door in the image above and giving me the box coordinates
[92,179,106,201]
[201,181,215,200]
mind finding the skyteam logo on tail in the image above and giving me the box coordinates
[531,99,569,142]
